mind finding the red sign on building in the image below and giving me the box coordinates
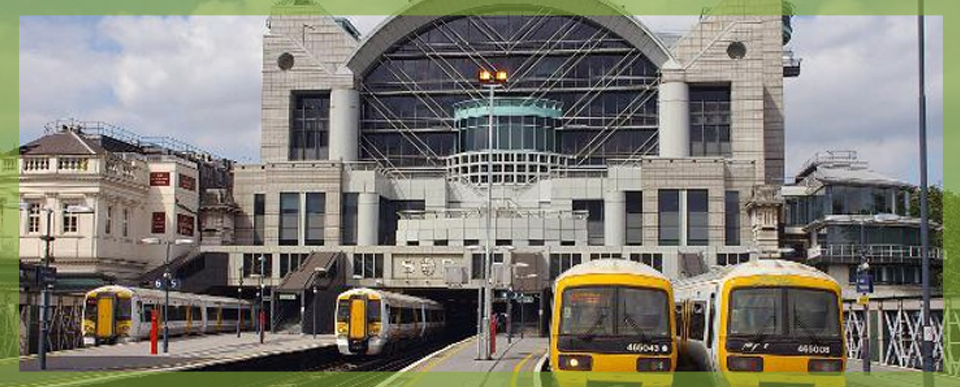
[179,174,196,191]
[177,214,195,237]
[151,212,166,234]
[150,172,171,186]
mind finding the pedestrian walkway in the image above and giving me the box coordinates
[376,333,548,387]
[18,332,335,372]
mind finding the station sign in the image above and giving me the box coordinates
[518,296,535,304]
[856,273,873,294]
[36,266,57,286]
[278,294,297,300]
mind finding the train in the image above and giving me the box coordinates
[674,259,846,386]
[335,288,445,356]
[82,285,254,345]
[549,259,677,387]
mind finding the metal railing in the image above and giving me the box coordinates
[809,244,943,260]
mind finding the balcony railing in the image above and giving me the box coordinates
[808,243,943,262]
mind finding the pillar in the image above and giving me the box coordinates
[357,193,379,246]
[657,60,690,158]
[604,190,625,247]
[328,87,360,162]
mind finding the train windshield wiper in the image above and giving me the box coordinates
[577,313,608,341]
[793,314,823,346]
[621,312,649,342]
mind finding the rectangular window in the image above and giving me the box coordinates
[279,193,300,246]
[717,253,750,266]
[658,190,680,246]
[464,239,479,246]
[434,239,448,246]
[105,206,113,235]
[689,86,732,157]
[687,190,709,246]
[122,208,129,237]
[495,239,512,246]
[27,202,41,233]
[244,254,272,277]
[528,239,544,246]
[253,194,265,245]
[725,191,741,246]
[625,191,643,246]
[305,193,325,246]
[177,214,195,236]
[353,253,384,279]
[572,200,604,246]
[341,193,359,246]
[279,253,307,278]
[289,92,331,161]
[549,253,582,279]
[630,253,663,272]
[62,202,79,233]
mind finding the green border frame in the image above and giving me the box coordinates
[1,0,953,385]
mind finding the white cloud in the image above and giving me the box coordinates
[19,15,943,184]
[784,16,943,184]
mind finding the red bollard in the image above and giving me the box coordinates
[490,315,497,355]
[150,309,158,355]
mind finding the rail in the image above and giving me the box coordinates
[809,244,943,261]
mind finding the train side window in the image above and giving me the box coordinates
[689,302,706,341]
[675,303,684,338]
[706,293,716,348]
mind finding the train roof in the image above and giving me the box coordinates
[338,287,442,308]
[555,258,669,283]
[674,259,838,288]
[84,285,252,305]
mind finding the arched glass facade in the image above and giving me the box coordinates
[358,15,660,168]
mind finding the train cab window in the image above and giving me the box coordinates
[117,298,132,320]
[728,288,783,337]
[368,300,382,322]
[706,294,715,348]
[337,300,350,323]
[689,302,706,340]
[559,287,615,335]
[84,297,97,320]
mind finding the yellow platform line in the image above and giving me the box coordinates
[510,351,539,387]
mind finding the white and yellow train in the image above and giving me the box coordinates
[674,259,846,386]
[335,288,444,356]
[82,285,254,345]
[550,259,677,387]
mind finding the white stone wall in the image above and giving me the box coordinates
[260,12,359,163]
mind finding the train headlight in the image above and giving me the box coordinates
[727,356,764,372]
[636,357,671,372]
[369,322,382,335]
[557,354,592,371]
[336,322,348,336]
[808,359,843,373]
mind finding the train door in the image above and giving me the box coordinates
[96,294,116,340]
[186,304,194,333]
[349,296,367,340]
[419,305,427,337]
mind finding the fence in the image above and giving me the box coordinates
[845,297,947,372]
[18,292,84,356]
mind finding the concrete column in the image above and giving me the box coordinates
[679,190,688,246]
[328,88,360,162]
[604,190,625,247]
[357,193,379,246]
[657,60,690,158]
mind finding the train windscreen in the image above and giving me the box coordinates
[336,300,350,323]
[560,286,669,338]
[728,287,840,339]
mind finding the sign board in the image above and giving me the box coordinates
[37,266,57,286]
[155,279,164,289]
[278,294,297,301]
[150,172,171,186]
[857,295,870,306]
[855,273,873,294]
[178,174,196,191]
[518,296,535,304]
[152,212,166,234]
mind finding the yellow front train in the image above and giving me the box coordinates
[335,288,444,355]
[550,259,677,387]
[82,285,254,345]
[674,259,846,387]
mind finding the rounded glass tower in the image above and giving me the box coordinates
[448,97,566,185]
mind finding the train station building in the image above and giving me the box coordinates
[16,0,940,337]
[202,0,802,333]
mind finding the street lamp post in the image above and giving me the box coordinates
[916,2,934,380]
[476,68,507,361]
[858,220,871,374]
[258,255,267,344]
[237,266,243,338]
[142,237,195,354]
[20,203,94,370]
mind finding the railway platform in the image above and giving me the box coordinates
[18,332,336,372]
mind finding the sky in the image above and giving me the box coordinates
[18,14,943,185]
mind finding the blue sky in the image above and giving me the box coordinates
[18,15,943,185]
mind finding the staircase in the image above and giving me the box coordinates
[136,248,202,288]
